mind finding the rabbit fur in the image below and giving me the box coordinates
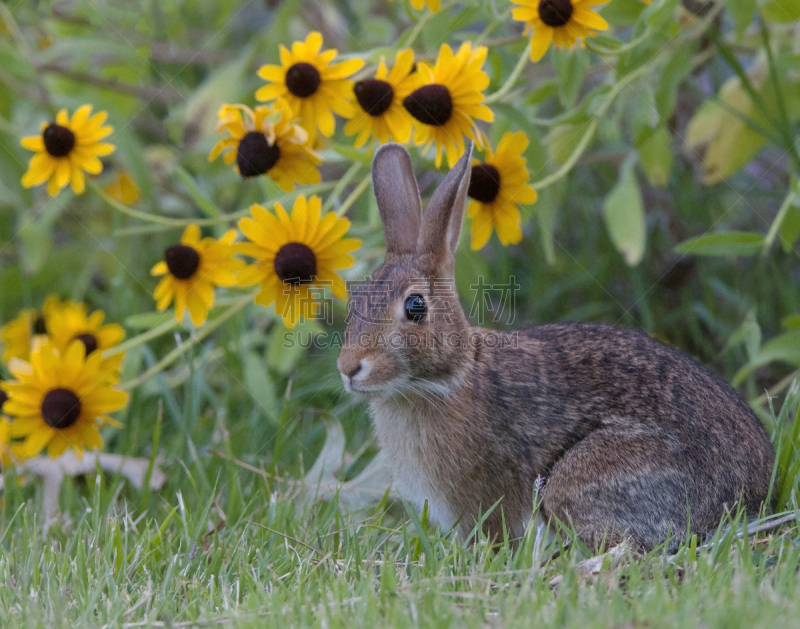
[337,142,775,550]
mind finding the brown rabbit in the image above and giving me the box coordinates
[336,142,775,550]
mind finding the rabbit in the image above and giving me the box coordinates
[336,141,775,550]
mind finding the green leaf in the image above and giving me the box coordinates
[675,232,765,256]
[726,0,757,35]
[591,35,624,51]
[760,0,800,22]
[242,352,278,423]
[636,125,673,187]
[780,200,800,253]
[553,48,588,109]
[603,159,646,266]
[525,79,559,105]
[733,330,800,385]
[782,314,800,330]
[654,44,695,121]
[18,221,52,275]
[125,311,176,329]
[645,0,680,28]
[534,185,562,266]
[266,318,324,374]
[544,122,589,166]
[333,144,372,165]
[727,313,761,360]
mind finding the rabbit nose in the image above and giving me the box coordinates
[338,355,362,380]
[346,362,362,379]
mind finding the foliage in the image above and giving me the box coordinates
[0,0,799,625]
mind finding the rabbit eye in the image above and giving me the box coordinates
[404,294,426,323]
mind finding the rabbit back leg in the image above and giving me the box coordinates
[541,422,692,550]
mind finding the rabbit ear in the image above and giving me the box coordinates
[372,143,423,255]
[418,142,473,261]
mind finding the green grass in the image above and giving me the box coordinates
[2,0,800,626]
[0,384,798,628]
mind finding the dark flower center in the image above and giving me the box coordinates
[0,388,7,414]
[274,242,317,285]
[468,164,501,204]
[237,131,281,178]
[538,0,574,27]
[354,79,395,116]
[33,316,47,335]
[43,124,76,158]
[74,333,99,356]
[403,84,453,126]
[41,388,82,429]
[165,244,201,280]
[285,62,321,98]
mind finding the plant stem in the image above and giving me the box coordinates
[91,180,337,228]
[119,294,253,391]
[104,316,182,358]
[584,28,653,56]
[762,188,797,255]
[323,162,361,213]
[485,41,531,105]
[337,174,372,216]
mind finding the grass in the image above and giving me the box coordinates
[0,384,798,628]
[1,0,800,626]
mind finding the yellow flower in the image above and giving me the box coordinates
[404,42,494,168]
[104,171,141,205]
[255,32,364,145]
[1,341,129,459]
[467,132,538,250]
[20,105,115,196]
[151,225,244,327]
[1,308,48,363]
[0,416,14,467]
[0,378,14,467]
[410,0,441,10]
[237,195,360,328]
[344,49,419,148]
[42,296,126,383]
[209,100,321,191]
[512,0,609,62]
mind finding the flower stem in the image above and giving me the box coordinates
[485,41,531,105]
[584,29,653,56]
[530,119,598,190]
[90,180,337,228]
[322,162,362,213]
[104,316,182,358]
[118,294,253,391]
[762,188,797,255]
[337,174,372,216]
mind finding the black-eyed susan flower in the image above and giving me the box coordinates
[0,416,13,467]
[344,49,419,148]
[1,308,48,363]
[209,100,321,191]
[237,195,360,328]
[512,0,609,62]
[467,132,538,250]
[104,171,141,205]
[255,32,364,145]
[43,296,125,383]
[411,0,441,10]
[20,105,115,196]
[403,42,494,168]
[1,341,129,459]
[151,225,244,327]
